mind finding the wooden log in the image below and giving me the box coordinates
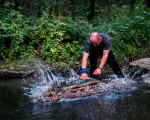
[64,80,101,90]
[42,91,56,97]
[40,79,109,102]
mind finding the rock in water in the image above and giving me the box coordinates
[130,58,150,88]
[129,58,150,78]
[142,77,150,89]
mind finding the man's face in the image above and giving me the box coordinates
[90,37,102,46]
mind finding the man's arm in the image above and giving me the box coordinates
[82,51,89,68]
[99,49,110,68]
[93,49,110,76]
[80,51,89,80]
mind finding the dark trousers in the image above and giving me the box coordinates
[89,50,123,77]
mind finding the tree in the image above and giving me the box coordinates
[88,0,96,21]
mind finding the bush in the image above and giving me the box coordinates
[0,3,149,68]
[0,10,33,62]
[31,15,93,65]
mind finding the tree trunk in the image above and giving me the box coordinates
[130,0,135,12]
[29,0,33,16]
[145,0,150,8]
[14,0,19,11]
[88,0,96,21]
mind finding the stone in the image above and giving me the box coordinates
[129,58,150,88]
[130,58,150,70]
[142,77,150,88]
[129,58,150,79]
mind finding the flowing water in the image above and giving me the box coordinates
[0,63,150,120]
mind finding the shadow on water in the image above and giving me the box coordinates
[0,62,150,120]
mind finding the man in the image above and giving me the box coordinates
[80,32,123,80]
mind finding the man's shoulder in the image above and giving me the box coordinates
[99,33,111,40]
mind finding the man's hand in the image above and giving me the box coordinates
[93,68,102,76]
[80,73,89,80]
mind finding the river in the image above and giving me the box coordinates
[0,66,150,120]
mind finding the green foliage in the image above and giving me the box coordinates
[0,1,150,67]
[109,10,150,64]
[31,14,73,64]
[30,15,93,65]
[0,9,34,63]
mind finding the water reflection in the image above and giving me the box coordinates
[30,90,150,120]
[1,79,150,120]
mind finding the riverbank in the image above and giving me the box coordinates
[0,57,116,79]
[2,57,150,79]
[0,59,36,78]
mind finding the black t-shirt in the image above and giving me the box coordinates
[83,33,111,54]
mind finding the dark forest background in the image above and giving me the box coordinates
[0,0,150,67]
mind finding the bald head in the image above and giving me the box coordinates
[90,32,102,46]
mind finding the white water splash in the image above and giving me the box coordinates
[23,61,142,101]
[93,74,137,93]
[28,62,55,99]
[23,62,80,99]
